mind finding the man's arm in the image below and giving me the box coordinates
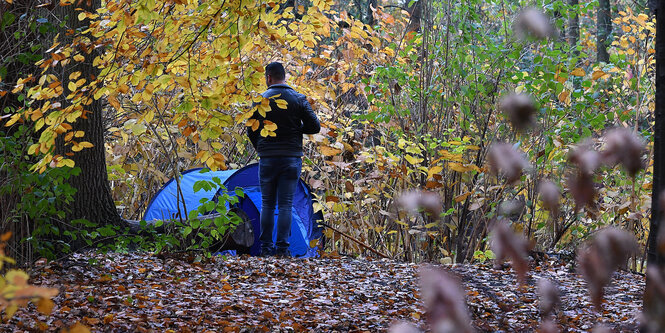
[300,95,321,134]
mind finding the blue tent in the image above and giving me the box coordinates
[143,164,323,257]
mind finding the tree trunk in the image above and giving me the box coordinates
[568,0,579,51]
[405,0,421,33]
[52,1,124,232]
[649,0,658,16]
[569,0,580,90]
[597,0,611,63]
[647,0,665,268]
[367,0,377,26]
[644,0,665,330]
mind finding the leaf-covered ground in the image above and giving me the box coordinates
[2,252,644,332]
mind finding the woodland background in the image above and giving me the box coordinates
[1,0,665,331]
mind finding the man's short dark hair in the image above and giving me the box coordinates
[265,62,285,81]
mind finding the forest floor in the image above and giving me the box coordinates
[1,251,644,332]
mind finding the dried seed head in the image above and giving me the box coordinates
[643,266,665,332]
[538,180,561,214]
[591,324,612,333]
[538,319,559,333]
[396,190,442,217]
[594,227,638,269]
[419,268,474,333]
[577,227,638,310]
[500,93,536,131]
[566,172,596,211]
[601,128,646,177]
[537,278,560,318]
[514,8,557,40]
[389,322,421,333]
[488,143,531,184]
[497,200,524,219]
[569,141,601,176]
[490,219,530,285]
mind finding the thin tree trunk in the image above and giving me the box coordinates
[569,0,579,52]
[649,0,658,16]
[569,0,580,90]
[367,0,377,26]
[644,0,665,330]
[647,0,665,267]
[597,0,611,63]
[405,0,422,33]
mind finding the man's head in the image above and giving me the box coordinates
[265,62,286,87]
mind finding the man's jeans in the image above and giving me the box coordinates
[259,157,302,255]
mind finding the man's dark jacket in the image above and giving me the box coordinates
[247,84,320,157]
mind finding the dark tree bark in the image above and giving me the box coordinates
[367,0,377,26]
[597,0,611,63]
[649,0,658,16]
[569,0,581,91]
[647,0,665,268]
[644,0,665,331]
[405,0,421,33]
[52,1,124,232]
[568,0,579,52]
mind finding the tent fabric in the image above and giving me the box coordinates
[143,164,323,257]
[143,168,236,222]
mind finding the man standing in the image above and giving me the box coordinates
[247,62,320,257]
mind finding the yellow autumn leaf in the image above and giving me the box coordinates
[263,120,277,131]
[71,143,83,152]
[274,98,288,109]
[37,298,55,315]
[320,146,342,156]
[438,150,463,162]
[258,100,270,117]
[6,270,29,285]
[5,304,17,320]
[454,192,472,203]
[69,71,81,80]
[28,143,39,155]
[73,54,85,62]
[4,113,22,127]
[591,70,607,80]
[620,38,630,48]
[448,162,477,173]
[246,119,259,131]
[427,165,443,179]
[67,81,77,91]
[312,57,326,66]
[405,154,423,165]
[260,128,276,137]
[558,90,570,104]
[570,68,585,76]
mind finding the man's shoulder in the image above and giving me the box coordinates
[263,84,294,97]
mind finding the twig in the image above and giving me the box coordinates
[318,222,390,259]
